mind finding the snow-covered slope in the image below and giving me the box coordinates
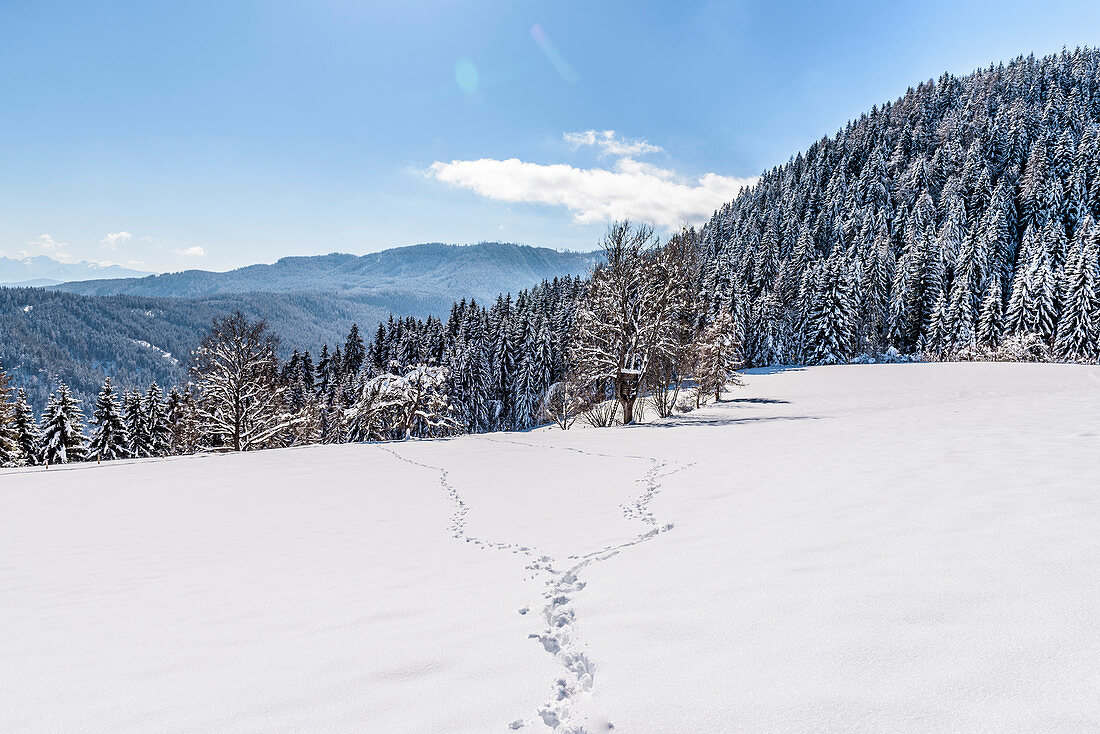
[3,363,1099,732]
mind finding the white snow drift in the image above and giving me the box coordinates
[2,362,1099,732]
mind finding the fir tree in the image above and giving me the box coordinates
[124,390,149,458]
[0,365,25,467]
[806,256,860,364]
[41,382,86,465]
[143,382,171,457]
[977,279,1005,347]
[1054,220,1100,360]
[343,323,366,378]
[88,377,128,462]
[12,389,39,465]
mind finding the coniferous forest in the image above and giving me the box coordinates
[4,47,1100,467]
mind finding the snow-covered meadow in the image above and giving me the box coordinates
[2,363,1099,732]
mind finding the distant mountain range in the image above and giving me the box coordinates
[0,255,151,287]
[2,242,596,411]
[53,243,597,302]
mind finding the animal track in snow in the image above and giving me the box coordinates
[382,440,690,733]
[483,437,692,733]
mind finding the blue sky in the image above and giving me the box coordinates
[2,0,1100,272]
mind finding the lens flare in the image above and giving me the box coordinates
[531,24,577,84]
[454,58,479,94]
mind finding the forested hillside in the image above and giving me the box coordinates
[0,288,407,411]
[1,243,595,412]
[698,47,1100,365]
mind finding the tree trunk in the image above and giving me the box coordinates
[620,396,635,425]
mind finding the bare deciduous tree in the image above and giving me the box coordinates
[191,312,298,451]
[693,309,743,406]
[571,221,695,425]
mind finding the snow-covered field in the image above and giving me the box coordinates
[3,363,1099,732]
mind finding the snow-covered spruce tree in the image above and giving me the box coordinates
[12,388,40,465]
[1006,226,1058,342]
[190,312,299,452]
[944,275,976,353]
[123,389,149,458]
[512,316,552,429]
[88,377,128,462]
[976,279,1005,348]
[41,381,86,465]
[923,289,950,356]
[749,291,790,366]
[694,309,743,406]
[0,365,25,467]
[143,382,171,458]
[342,324,366,378]
[805,255,860,365]
[1054,218,1100,360]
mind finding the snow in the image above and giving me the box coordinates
[131,338,180,365]
[3,362,1100,732]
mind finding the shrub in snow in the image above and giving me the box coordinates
[347,363,460,441]
[539,379,584,430]
[995,333,1052,363]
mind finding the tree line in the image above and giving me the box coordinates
[0,225,743,467]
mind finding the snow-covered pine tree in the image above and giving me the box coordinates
[806,255,860,364]
[976,277,1004,348]
[340,323,363,374]
[88,377,128,462]
[316,343,333,397]
[0,365,25,467]
[12,388,39,465]
[123,389,149,458]
[923,288,949,355]
[1006,226,1058,341]
[944,273,976,352]
[1054,218,1100,361]
[143,382,171,457]
[41,381,86,465]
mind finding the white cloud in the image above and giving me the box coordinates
[563,129,663,157]
[16,233,79,263]
[100,231,132,249]
[174,246,206,257]
[428,152,755,230]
